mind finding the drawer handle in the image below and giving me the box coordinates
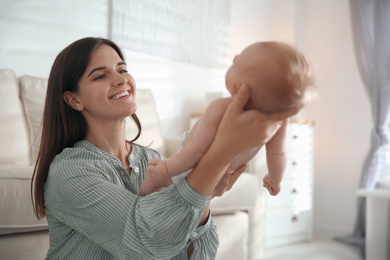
[291,216,298,222]
[293,135,299,139]
[292,161,298,167]
[291,188,297,194]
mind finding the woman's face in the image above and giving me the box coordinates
[74,44,137,124]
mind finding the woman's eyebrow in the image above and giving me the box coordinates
[87,67,105,78]
[87,62,126,78]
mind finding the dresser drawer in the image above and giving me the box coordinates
[266,179,297,208]
[265,208,311,240]
[265,120,314,248]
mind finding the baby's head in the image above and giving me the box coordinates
[225,41,315,118]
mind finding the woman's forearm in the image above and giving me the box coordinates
[186,140,234,195]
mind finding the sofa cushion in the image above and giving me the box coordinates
[0,165,48,235]
[18,75,48,164]
[0,69,29,165]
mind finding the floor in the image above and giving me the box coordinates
[263,238,363,260]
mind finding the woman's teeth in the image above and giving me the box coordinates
[111,90,130,99]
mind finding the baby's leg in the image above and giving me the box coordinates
[139,159,173,196]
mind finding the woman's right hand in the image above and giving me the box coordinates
[186,84,278,196]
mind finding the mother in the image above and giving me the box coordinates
[31,37,275,259]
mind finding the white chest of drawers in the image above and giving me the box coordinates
[265,119,314,248]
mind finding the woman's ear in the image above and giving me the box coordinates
[63,91,84,111]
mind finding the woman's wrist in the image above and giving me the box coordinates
[186,143,232,196]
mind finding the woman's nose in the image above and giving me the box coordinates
[112,74,128,87]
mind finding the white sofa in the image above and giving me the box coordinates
[0,68,267,259]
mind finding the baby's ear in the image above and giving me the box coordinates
[229,83,242,97]
[63,91,84,111]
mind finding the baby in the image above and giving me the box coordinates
[139,41,315,196]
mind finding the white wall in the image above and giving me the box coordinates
[0,0,371,239]
[0,0,108,78]
[300,0,371,237]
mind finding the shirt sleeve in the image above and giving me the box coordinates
[44,148,217,260]
[189,212,219,260]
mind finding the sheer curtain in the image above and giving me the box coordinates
[110,0,230,67]
[338,0,390,256]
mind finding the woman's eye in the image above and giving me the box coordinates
[119,70,128,74]
[94,75,104,80]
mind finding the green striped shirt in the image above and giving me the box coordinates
[44,140,218,259]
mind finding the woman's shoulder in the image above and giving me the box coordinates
[53,140,106,164]
[49,140,116,179]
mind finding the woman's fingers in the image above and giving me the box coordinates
[212,164,247,199]
[212,170,230,198]
[226,84,250,115]
[227,163,246,190]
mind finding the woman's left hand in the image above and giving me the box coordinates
[211,163,247,199]
[198,163,247,227]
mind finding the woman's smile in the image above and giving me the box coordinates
[110,89,131,100]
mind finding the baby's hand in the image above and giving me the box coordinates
[146,159,172,183]
[263,174,281,196]
[139,159,172,196]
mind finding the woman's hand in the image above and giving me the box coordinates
[198,163,247,227]
[187,84,276,196]
[212,84,278,159]
[211,164,247,199]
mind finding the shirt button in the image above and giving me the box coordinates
[191,232,197,238]
[134,167,139,173]
[130,154,135,159]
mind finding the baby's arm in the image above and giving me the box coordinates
[263,118,289,196]
[165,98,232,175]
[139,98,232,196]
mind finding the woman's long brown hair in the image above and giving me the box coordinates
[31,37,141,219]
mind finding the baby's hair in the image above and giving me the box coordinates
[261,41,316,112]
[248,41,316,115]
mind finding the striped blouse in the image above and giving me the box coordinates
[44,140,219,259]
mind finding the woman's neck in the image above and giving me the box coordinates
[85,120,131,166]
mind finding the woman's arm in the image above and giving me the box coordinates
[186,85,277,195]
[164,98,232,176]
[45,148,212,260]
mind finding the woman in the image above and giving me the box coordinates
[31,37,276,259]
